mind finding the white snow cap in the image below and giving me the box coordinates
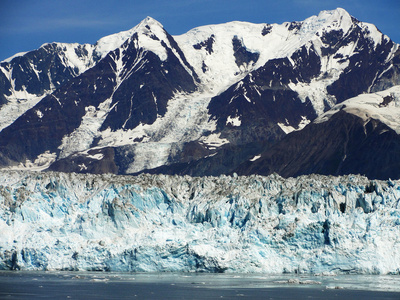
[95,16,165,59]
[136,16,164,29]
[316,85,400,133]
[298,7,354,37]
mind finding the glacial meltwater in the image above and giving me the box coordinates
[0,272,399,299]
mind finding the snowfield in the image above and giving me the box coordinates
[0,171,399,274]
[316,85,400,134]
[1,8,399,175]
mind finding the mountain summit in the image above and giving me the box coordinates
[0,9,399,179]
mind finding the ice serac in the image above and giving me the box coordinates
[0,171,399,274]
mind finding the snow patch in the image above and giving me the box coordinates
[35,110,43,119]
[2,51,28,63]
[316,86,400,134]
[277,123,296,134]
[250,155,261,161]
[86,153,104,160]
[226,115,241,127]
[0,91,47,132]
[200,132,230,149]
[8,151,57,171]
[278,116,311,134]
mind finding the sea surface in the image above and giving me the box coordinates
[0,271,399,299]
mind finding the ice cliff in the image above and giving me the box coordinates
[0,171,399,274]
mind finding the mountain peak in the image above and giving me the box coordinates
[312,7,352,23]
[318,7,350,18]
[136,16,164,32]
[139,16,162,26]
[294,7,354,40]
[94,17,165,60]
[317,7,354,26]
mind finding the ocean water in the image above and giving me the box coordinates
[0,272,399,299]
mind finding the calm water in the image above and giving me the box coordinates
[0,271,399,299]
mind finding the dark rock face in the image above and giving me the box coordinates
[176,141,212,164]
[231,35,259,68]
[287,22,302,32]
[0,43,98,107]
[193,35,215,54]
[11,45,75,95]
[207,44,320,146]
[0,53,117,165]
[48,147,118,174]
[170,143,268,176]
[0,26,198,168]
[0,68,11,106]
[100,33,199,131]
[236,110,400,180]
[261,24,273,36]
[325,25,400,103]
[319,29,345,56]
[371,46,400,92]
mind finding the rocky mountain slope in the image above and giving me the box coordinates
[236,86,400,179]
[0,8,399,179]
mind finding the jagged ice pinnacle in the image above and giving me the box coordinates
[1,171,399,274]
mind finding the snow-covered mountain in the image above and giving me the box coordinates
[0,8,399,179]
[1,170,399,273]
[236,85,400,179]
[0,20,153,131]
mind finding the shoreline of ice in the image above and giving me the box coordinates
[0,170,399,274]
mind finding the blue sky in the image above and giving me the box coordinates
[0,0,399,61]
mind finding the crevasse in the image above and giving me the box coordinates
[0,171,399,274]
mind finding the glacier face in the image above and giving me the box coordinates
[0,171,400,274]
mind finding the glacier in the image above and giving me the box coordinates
[0,170,400,274]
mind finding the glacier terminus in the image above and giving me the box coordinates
[0,171,399,274]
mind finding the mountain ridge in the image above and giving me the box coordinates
[0,8,399,179]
